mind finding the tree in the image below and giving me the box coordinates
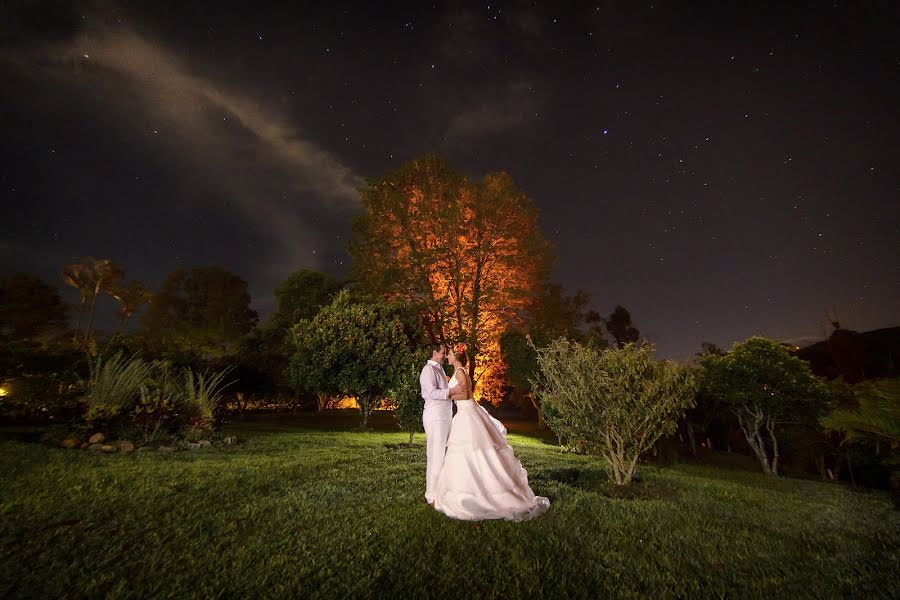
[255,269,343,394]
[680,341,728,455]
[267,270,342,337]
[389,350,428,445]
[287,290,420,428]
[349,155,553,402]
[141,267,258,358]
[108,279,153,336]
[700,337,830,476]
[605,305,640,348]
[501,285,608,427]
[0,273,69,341]
[531,339,697,485]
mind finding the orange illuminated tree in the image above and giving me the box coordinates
[349,155,552,402]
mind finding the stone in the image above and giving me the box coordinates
[100,445,116,453]
[187,442,201,450]
[212,441,225,448]
[198,440,211,448]
[80,443,89,449]
[159,446,176,453]
[137,446,154,452]
[88,433,105,444]
[61,438,81,449]
[87,443,104,452]
[223,436,237,445]
[116,441,135,453]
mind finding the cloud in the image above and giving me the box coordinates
[7,28,363,277]
[445,81,539,140]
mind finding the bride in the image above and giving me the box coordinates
[432,345,550,521]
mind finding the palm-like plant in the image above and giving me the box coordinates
[108,279,153,336]
[82,258,124,343]
[63,258,125,344]
[821,378,900,451]
[84,352,154,422]
[62,262,93,340]
[183,366,236,428]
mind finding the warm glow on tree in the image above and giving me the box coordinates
[350,156,552,403]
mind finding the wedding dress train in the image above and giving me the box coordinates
[432,368,550,522]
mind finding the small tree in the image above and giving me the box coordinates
[288,291,419,429]
[531,338,696,485]
[389,350,428,446]
[700,337,829,476]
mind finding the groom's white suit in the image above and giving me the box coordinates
[420,359,452,503]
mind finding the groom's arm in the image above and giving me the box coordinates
[420,366,450,401]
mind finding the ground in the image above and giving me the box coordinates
[0,412,897,598]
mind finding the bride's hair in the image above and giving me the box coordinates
[455,348,468,368]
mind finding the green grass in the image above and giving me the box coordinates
[1,414,898,599]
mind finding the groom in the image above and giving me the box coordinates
[420,342,460,505]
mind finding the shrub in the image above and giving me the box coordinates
[182,366,236,432]
[389,351,428,446]
[133,360,181,443]
[531,338,697,485]
[84,352,153,423]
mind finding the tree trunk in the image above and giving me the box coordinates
[815,455,827,481]
[765,417,779,476]
[359,396,373,429]
[84,284,101,343]
[528,393,546,430]
[73,296,86,340]
[847,456,856,487]
[686,422,697,456]
[316,392,328,413]
[737,414,773,475]
[408,431,414,447]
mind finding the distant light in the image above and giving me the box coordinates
[603,129,608,135]
[0,386,7,397]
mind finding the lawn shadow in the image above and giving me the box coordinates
[541,466,678,501]
[383,442,424,451]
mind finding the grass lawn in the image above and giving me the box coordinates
[1,413,898,599]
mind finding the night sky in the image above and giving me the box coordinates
[2,1,898,360]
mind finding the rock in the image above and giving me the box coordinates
[187,442,201,450]
[198,440,211,448]
[223,436,237,445]
[80,443,89,449]
[87,443,104,452]
[159,446,176,453]
[116,441,135,453]
[100,445,116,453]
[61,438,81,449]
[88,433,106,444]
[137,446,154,452]
[212,441,225,448]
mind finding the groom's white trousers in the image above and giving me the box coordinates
[424,418,452,503]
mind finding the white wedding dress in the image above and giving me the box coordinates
[433,367,550,522]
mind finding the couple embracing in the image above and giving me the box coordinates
[419,342,550,522]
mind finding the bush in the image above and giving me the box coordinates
[0,339,86,422]
[182,366,236,432]
[389,351,428,446]
[531,339,697,485]
[84,352,153,423]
